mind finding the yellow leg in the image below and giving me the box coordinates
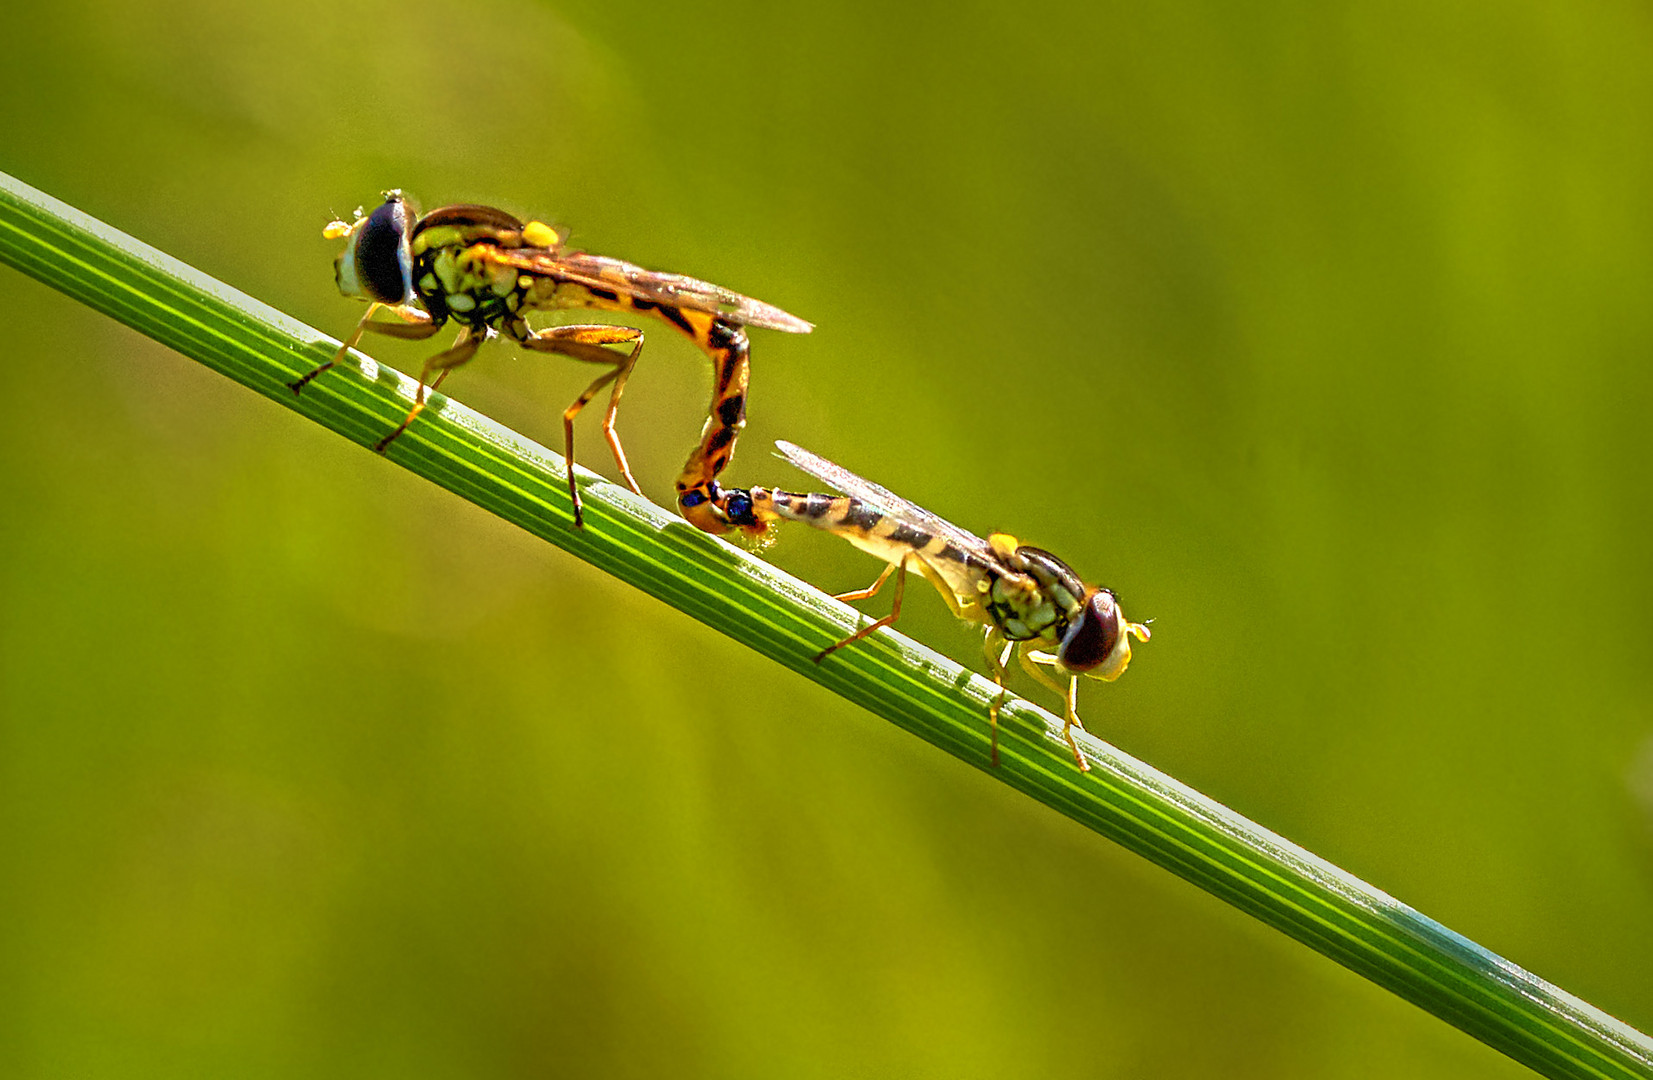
[1019,648,1089,772]
[519,324,647,527]
[981,628,1014,767]
[833,561,896,603]
[373,328,481,453]
[815,558,909,663]
[290,303,438,393]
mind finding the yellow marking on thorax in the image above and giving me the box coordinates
[454,246,517,295]
[412,224,468,253]
[522,220,559,248]
[431,250,461,295]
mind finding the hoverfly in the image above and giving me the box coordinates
[724,441,1151,771]
[290,191,812,532]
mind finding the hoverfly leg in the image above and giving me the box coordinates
[289,304,378,393]
[982,628,1015,767]
[519,324,647,527]
[832,561,897,603]
[1018,649,1090,772]
[815,558,909,663]
[290,304,437,393]
[1060,676,1088,771]
[360,306,441,340]
[372,328,480,453]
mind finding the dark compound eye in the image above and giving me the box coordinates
[722,489,756,526]
[1058,589,1121,673]
[354,195,413,304]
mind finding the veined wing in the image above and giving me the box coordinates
[486,248,813,334]
[773,441,1010,609]
[773,441,1007,573]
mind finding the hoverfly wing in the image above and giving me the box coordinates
[773,441,1003,570]
[487,249,812,334]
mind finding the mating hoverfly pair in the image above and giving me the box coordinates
[295,191,1149,770]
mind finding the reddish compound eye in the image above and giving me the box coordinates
[1058,589,1121,673]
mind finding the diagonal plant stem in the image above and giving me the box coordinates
[1,169,1648,1080]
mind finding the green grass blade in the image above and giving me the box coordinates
[1,169,1647,1080]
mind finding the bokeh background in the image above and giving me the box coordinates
[2,1,1650,1076]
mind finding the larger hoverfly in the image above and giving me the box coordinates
[290,191,812,532]
[725,442,1151,771]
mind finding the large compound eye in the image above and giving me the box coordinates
[1058,589,1122,674]
[350,195,414,304]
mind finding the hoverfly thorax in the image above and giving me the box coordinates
[1010,545,1087,610]
[327,191,415,306]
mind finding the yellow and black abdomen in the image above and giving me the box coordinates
[730,486,1000,620]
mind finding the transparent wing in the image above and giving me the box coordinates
[486,248,813,333]
[773,441,1004,567]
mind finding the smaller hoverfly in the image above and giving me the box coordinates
[724,442,1151,771]
[291,191,811,531]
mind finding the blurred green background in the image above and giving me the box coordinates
[2,1,1650,1076]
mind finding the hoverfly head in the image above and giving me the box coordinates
[1058,588,1151,682]
[328,190,415,306]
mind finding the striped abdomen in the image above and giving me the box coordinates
[731,486,1000,615]
[669,314,751,535]
[535,277,753,535]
